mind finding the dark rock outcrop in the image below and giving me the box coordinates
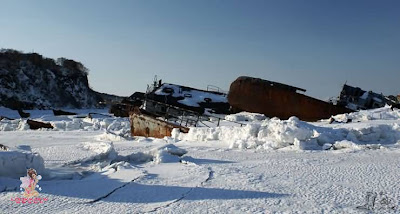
[0,49,107,109]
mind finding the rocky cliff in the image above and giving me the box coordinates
[0,49,113,109]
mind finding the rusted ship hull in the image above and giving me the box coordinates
[53,109,76,116]
[130,112,189,138]
[27,119,54,130]
[228,76,352,121]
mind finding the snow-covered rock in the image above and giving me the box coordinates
[225,112,267,122]
[0,150,45,178]
[0,50,106,109]
[149,144,188,164]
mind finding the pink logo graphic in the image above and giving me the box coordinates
[20,168,41,198]
[11,168,48,204]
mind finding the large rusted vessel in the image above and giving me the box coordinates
[228,76,352,121]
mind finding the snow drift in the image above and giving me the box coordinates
[224,112,267,122]
[0,109,131,135]
[0,150,45,178]
[69,142,188,168]
[331,105,400,122]
[173,111,400,151]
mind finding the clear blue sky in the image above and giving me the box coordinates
[1,0,399,99]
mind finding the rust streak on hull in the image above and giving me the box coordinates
[228,76,352,121]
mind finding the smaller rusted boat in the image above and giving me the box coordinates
[0,144,8,151]
[27,119,54,130]
[18,109,30,118]
[88,112,113,119]
[53,109,77,116]
[0,116,14,121]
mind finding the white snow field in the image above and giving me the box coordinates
[1,106,400,213]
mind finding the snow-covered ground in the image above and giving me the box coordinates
[1,106,400,213]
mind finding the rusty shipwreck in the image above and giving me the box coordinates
[130,108,189,138]
[228,76,352,121]
[337,84,400,111]
[120,76,356,138]
[126,77,235,138]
